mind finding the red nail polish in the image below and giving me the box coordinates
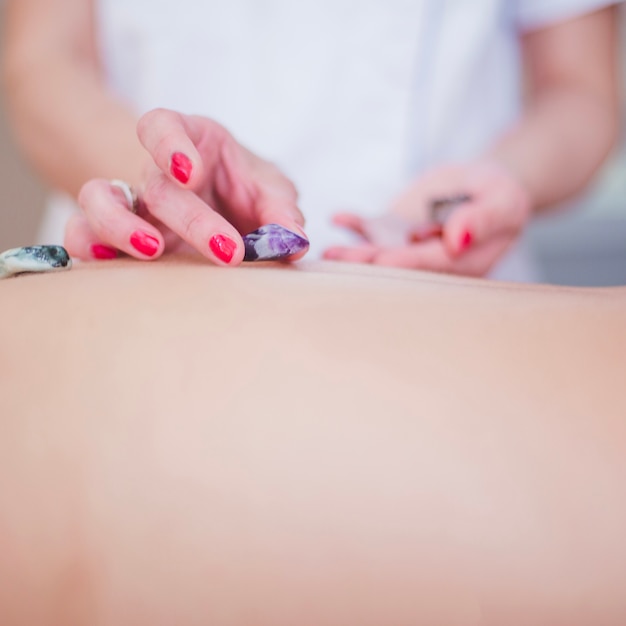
[170,152,192,184]
[91,244,118,260]
[130,231,159,257]
[210,234,237,264]
[460,230,473,250]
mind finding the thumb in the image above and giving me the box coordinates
[253,174,306,239]
[442,193,530,256]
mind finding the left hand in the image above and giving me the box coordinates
[65,109,307,266]
[324,161,533,277]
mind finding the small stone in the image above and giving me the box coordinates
[0,245,72,279]
[243,224,309,262]
[430,194,472,225]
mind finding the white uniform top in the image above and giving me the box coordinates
[40,0,618,279]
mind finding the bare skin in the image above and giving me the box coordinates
[2,2,620,274]
[1,259,625,625]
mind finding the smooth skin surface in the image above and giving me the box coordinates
[2,2,620,273]
[1,259,625,625]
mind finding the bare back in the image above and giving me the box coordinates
[1,259,626,625]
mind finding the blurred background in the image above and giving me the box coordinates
[0,7,625,286]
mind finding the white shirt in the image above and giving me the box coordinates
[40,0,618,279]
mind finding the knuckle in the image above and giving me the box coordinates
[271,164,296,190]
[180,210,207,240]
[138,107,168,130]
[281,176,299,201]
[191,115,227,145]
[142,175,169,207]
[264,169,300,207]
[137,109,158,139]
[136,113,150,137]
[77,179,105,211]
[205,117,229,143]
[293,205,305,225]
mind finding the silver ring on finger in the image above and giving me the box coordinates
[110,179,140,214]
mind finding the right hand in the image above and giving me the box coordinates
[65,108,307,265]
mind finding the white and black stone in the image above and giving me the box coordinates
[0,245,72,279]
[243,224,309,262]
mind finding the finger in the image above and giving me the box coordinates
[323,244,379,264]
[64,214,119,261]
[441,236,514,276]
[408,222,443,242]
[141,109,306,250]
[331,212,370,239]
[333,213,414,247]
[442,193,529,257]
[214,142,309,262]
[142,173,245,266]
[374,237,512,276]
[373,240,454,273]
[78,179,165,260]
[137,108,206,189]
[218,139,306,241]
[257,197,306,233]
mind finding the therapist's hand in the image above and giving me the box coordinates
[65,108,306,265]
[324,161,532,277]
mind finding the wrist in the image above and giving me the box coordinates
[479,153,536,218]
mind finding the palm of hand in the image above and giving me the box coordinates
[325,161,532,277]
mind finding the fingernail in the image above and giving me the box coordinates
[130,231,159,257]
[91,244,118,260]
[170,152,192,184]
[460,230,473,251]
[210,234,237,264]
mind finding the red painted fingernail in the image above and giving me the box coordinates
[130,231,159,257]
[209,234,237,264]
[460,230,473,250]
[91,244,118,260]
[170,152,192,184]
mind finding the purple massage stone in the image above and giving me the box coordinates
[243,224,309,262]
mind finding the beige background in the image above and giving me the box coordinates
[0,6,625,284]
[0,5,45,251]
[0,95,46,253]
